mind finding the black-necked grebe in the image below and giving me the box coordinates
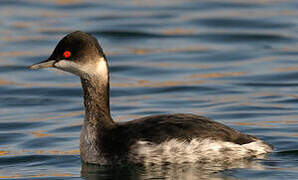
[29,31,273,165]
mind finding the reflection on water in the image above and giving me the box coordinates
[0,0,297,179]
[81,160,267,180]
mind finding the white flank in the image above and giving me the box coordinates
[129,139,273,165]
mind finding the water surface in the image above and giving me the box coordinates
[0,0,297,179]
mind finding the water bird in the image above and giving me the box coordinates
[29,31,273,165]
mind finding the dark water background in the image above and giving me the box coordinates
[0,0,297,179]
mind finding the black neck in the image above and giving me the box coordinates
[80,74,115,131]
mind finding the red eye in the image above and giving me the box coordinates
[63,51,71,58]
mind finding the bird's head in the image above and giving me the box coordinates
[29,31,108,80]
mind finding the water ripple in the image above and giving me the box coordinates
[0,0,297,179]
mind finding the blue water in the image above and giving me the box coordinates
[0,0,297,179]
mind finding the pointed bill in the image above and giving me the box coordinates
[28,60,56,69]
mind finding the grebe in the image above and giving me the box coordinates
[29,31,273,165]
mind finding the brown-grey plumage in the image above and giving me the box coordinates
[29,31,273,165]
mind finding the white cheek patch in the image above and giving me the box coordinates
[96,58,108,80]
[54,57,108,80]
[54,59,82,76]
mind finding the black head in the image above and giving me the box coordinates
[29,31,108,79]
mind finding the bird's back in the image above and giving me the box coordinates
[119,113,256,144]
